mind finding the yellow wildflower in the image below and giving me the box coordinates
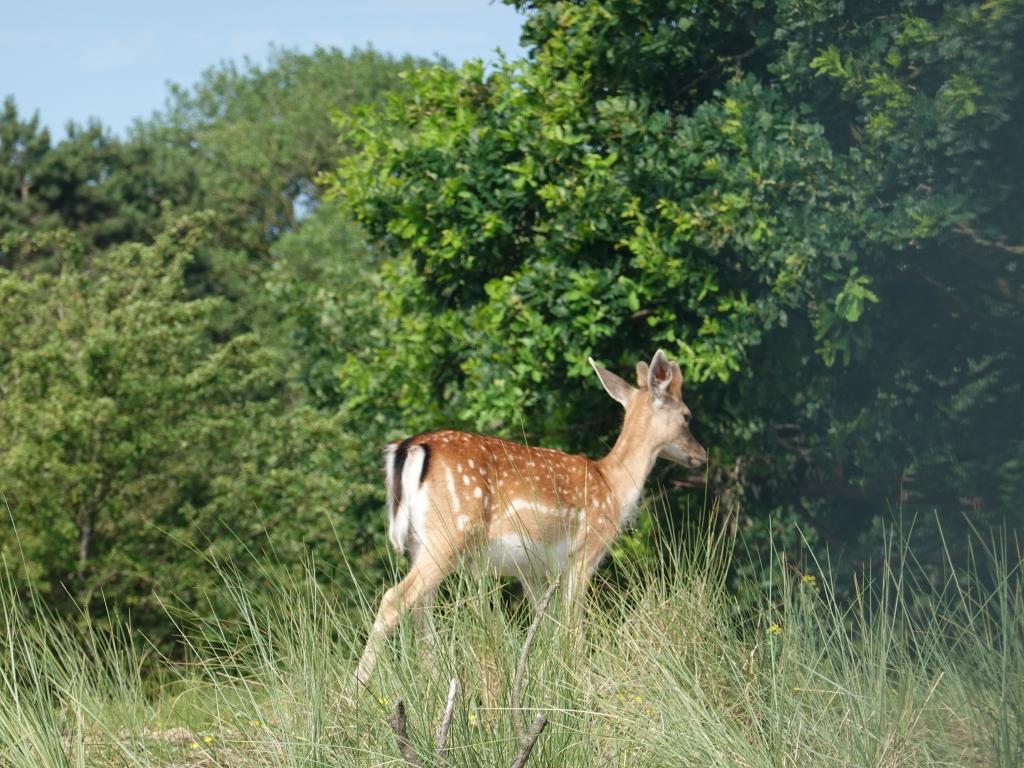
[203,735,214,744]
[801,573,817,587]
[768,623,783,636]
[189,741,200,750]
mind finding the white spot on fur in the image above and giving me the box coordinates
[445,467,460,514]
[473,486,483,498]
[463,474,471,486]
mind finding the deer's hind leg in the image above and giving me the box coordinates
[355,547,454,686]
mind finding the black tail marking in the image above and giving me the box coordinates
[391,436,415,520]
[419,443,431,487]
[390,434,433,522]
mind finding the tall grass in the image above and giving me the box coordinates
[1,515,1020,767]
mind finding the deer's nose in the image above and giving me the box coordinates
[687,443,707,467]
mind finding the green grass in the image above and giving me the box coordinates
[1,518,1021,767]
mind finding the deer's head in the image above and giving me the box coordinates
[590,350,707,469]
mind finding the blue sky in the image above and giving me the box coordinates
[1,1,526,137]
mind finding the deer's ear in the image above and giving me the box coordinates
[668,361,683,399]
[589,357,636,409]
[635,361,649,389]
[647,349,678,400]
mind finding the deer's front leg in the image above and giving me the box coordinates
[561,531,615,625]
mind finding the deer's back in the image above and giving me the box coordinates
[386,429,617,574]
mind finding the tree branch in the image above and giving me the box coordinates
[435,677,459,764]
[387,700,422,768]
[956,223,1024,256]
[509,713,549,768]
[512,576,559,739]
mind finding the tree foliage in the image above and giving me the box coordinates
[1,48,417,277]
[0,5,1021,639]
[0,49,411,640]
[0,219,380,637]
[329,0,1024,569]
[153,47,423,257]
[0,99,187,264]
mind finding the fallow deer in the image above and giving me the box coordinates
[355,350,706,684]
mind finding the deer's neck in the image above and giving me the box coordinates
[595,416,659,524]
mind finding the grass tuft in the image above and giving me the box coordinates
[0,515,1020,766]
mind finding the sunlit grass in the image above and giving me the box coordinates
[0,513,1020,767]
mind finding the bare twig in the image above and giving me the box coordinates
[512,577,560,738]
[435,677,460,764]
[509,713,549,768]
[956,222,1024,255]
[387,700,422,768]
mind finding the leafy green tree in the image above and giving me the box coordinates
[142,47,426,338]
[265,204,385,408]
[0,97,58,257]
[156,47,423,257]
[3,48,417,280]
[327,0,1024,572]
[0,46,428,636]
[0,219,381,639]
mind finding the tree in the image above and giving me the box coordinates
[0,45,427,637]
[0,219,381,640]
[0,97,57,258]
[2,48,418,278]
[146,47,425,335]
[152,47,422,254]
[327,0,1024,572]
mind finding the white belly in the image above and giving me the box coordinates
[483,534,571,578]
